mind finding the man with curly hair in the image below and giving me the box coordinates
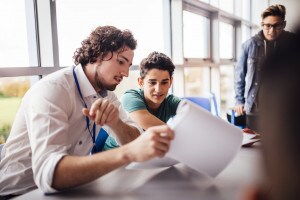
[0,26,174,198]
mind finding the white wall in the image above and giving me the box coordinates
[270,0,300,31]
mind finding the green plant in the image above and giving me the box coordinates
[0,123,11,143]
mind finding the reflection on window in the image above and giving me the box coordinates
[0,0,29,67]
[219,0,234,14]
[0,77,35,143]
[56,0,167,67]
[242,25,251,43]
[220,65,235,118]
[184,67,210,96]
[183,11,210,58]
[219,22,233,59]
[114,70,140,99]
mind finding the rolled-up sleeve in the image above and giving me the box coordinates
[25,81,71,193]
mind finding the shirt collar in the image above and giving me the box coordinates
[74,64,97,98]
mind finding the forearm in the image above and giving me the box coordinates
[52,145,132,190]
[110,119,141,144]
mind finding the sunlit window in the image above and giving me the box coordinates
[56,0,168,67]
[0,0,29,67]
[242,24,251,43]
[242,0,251,20]
[219,0,234,14]
[183,11,210,59]
[184,67,210,97]
[219,22,234,59]
[114,70,140,99]
[220,65,235,118]
[210,0,219,8]
[0,77,36,143]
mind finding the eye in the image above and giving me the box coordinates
[148,81,156,86]
[118,59,124,65]
[161,81,169,85]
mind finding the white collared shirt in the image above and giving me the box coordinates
[0,65,142,196]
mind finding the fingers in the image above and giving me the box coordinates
[148,125,174,140]
[82,99,119,126]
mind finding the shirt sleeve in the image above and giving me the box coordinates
[167,95,181,116]
[121,89,147,113]
[234,41,249,105]
[25,81,71,194]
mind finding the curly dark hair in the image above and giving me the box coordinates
[73,26,137,67]
[139,51,175,79]
[261,4,286,20]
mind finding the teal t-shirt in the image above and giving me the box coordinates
[104,89,181,150]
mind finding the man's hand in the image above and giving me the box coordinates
[233,104,245,116]
[125,125,174,162]
[82,99,120,126]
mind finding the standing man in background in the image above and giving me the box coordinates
[234,4,294,132]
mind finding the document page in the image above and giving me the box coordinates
[127,100,243,177]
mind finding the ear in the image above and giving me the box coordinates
[169,77,173,88]
[283,20,286,29]
[138,77,143,88]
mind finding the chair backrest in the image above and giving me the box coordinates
[0,143,4,161]
[182,93,219,116]
[182,96,211,112]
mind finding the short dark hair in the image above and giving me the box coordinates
[73,26,137,67]
[261,4,286,21]
[139,51,175,79]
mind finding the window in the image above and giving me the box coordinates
[56,0,169,67]
[242,24,251,43]
[184,67,210,97]
[242,0,251,20]
[219,0,234,14]
[114,70,140,99]
[0,0,30,67]
[183,11,210,59]
[220,65,235,118]
[219,22,234,59]
[0,76,36,143]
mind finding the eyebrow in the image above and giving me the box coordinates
[148,78,170,81]
[118,55,132,66]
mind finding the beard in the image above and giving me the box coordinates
[95,71,117,91]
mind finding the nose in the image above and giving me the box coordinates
[120,67,129,77]
[155,83,162,92]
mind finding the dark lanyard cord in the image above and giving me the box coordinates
[73,67,96,144]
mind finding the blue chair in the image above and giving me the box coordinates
[182,93,219,116]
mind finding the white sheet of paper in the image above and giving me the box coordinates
[165,100,243,177]
[242,133,260,145]
[126,157,179,170]
[127,100,243,177]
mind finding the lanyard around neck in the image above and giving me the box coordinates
[72,67,96,144]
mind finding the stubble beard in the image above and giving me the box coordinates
[95,71,117,92]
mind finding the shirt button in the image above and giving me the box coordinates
[252,94,255,98]
[254,82,258,86]
[79,141,82,145]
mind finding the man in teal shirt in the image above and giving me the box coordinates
[104,51,180,150]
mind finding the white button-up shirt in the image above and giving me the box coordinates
[0,65,142,196]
